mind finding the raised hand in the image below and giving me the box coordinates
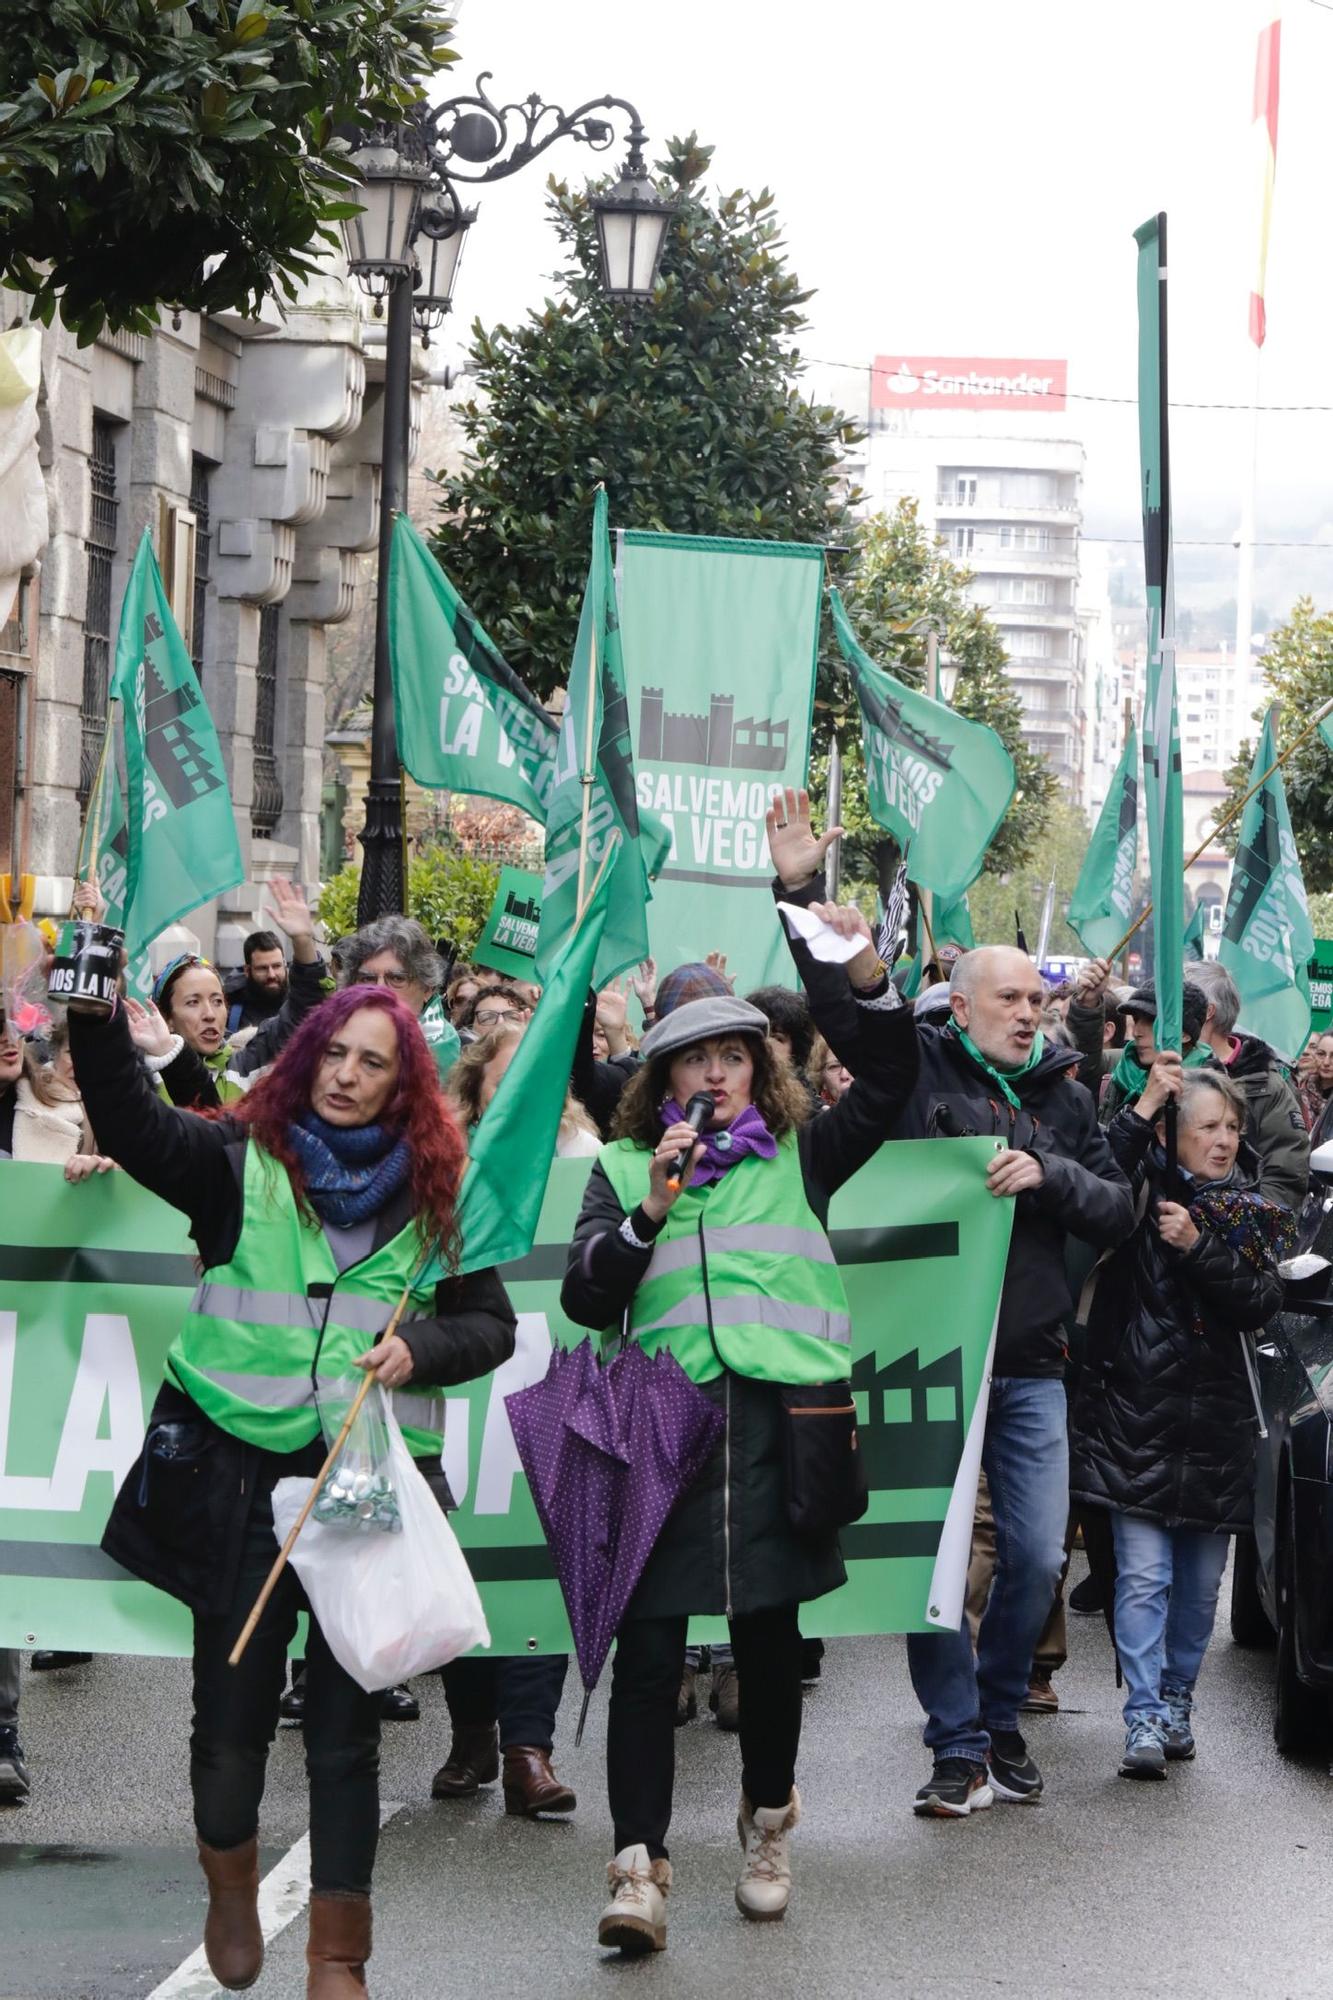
[124,995,176,1059]
[266,879,318,964]
[595,978,632,1056]
[628,956,658,1021]
[1073,957,1113,1007]
[808,900,883,991]
[72,879,106,923]
[704,950,735,993]
[765,787,844,891]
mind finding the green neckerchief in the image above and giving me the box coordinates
[947,1021,1046,1111]
[1111,1040,1213,1105]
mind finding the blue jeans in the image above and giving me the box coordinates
[907,1375,1068,1761]
[1110,1514,1230,1726]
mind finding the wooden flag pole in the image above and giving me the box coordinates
[228,1274,418,1668]
[1100,695,1333,967]
[575,622,599,920]
[71,700,119,916]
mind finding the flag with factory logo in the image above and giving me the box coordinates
[1068,725,1139,959]
[1219,707,1314,1060]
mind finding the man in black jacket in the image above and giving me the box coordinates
[767,791,1134,1819]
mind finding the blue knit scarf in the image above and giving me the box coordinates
[288,1112,411,1225]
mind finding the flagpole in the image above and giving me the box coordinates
[71,702,118,915]
[575,624,599,921]
[1100,695,1333,966]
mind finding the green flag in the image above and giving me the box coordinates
[536,489,670,987]
[389,515,558,820]
[1135,212,1184,1055]
[454,857,614,1274]
[1068,725,1139,959]
[831,590,1015,905]
[1219,708,1315,1059]
[934,891,975,952]
[109,533,243,960]
[1183,901,1206,961]
[81,770,155,1003]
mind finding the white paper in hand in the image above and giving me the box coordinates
[777,900,866,966]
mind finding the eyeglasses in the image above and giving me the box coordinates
[474,1007,521,1028]
[356,969,410,990]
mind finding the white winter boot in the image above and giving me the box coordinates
[597,1843,671,1954]
[735,1786,800,1921]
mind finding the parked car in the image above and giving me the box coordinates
[1230,1137,1333,1755]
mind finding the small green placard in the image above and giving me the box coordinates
[475,868,543,979]
[1309,940,1333,1035]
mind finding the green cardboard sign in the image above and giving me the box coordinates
[474,868,543,981]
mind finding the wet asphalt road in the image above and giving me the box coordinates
[4,1556,1333,2000]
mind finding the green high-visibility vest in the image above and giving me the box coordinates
[600,1134,853,1387]
[168,1141,446,1456]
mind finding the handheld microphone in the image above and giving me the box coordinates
[666,1091,716,1193]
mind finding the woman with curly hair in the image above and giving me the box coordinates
[68,977,516,1998]
[561,902,919,1955]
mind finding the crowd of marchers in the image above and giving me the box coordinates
[0,786,1319,1993]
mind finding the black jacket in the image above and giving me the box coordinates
[70,1005,516,1612]
[1070,1111,1287,1532]
[570,991,640,1138]
[560,992,919,1619]
[775,878,1134,1377]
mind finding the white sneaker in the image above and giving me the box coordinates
[735,1786,800,1921]
[597,1843,671,1954]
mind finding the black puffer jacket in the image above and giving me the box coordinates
[775,877,1134,1377]
[560,995,920,1620]
[1070,1111,1289,1532]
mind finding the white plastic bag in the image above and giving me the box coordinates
[272,1408,490,1693]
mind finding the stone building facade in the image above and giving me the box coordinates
[0,265,406,966]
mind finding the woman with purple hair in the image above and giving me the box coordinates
[69,979,516,1997]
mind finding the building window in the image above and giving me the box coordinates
[190,458,212,681]
[79,417,119,807]
[996,576,1050,606]
[251,604,284,838]
[953,526,974,556]
[999,524,1051,551]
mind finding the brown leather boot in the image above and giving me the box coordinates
[430,1722,499,1799]
[306,1890,371,1998]
[502,1745,577,1817]
[196,1836,263,1991]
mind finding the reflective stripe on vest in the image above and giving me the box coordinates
[600,1134,852,1388]
[169,1142,444,1455]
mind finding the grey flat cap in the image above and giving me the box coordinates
[639,995,770,1064]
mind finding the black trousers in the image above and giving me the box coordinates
[441,1653,569,1751]
[607,1606,803,1860]
[191,1492,382,1895]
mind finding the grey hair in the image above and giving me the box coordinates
[337,914,444,995]
[1177,1067,1247,1129]
[948,944,1035,1006]
[1180,958,1239,1036]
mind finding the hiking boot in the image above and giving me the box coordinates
[1021,1668,1059,1714]
[597,1844,670,1954]
[988,1728,1044,1802]
[0,1727,29,1805]
[430,1723,499,1799]
[1120,1716,1168,1780]
[197,1836,263,1990]
[735,1787,799,1920]
[1163,1687,1196,1761]
[676,1665,698,1726]
[913,1756,993,1817]
[710,1664,740,1732]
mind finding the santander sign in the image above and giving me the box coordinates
[871,356,1067,413]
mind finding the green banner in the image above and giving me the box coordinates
[0,1142,1009,1653]
[1135,212,1184,1056]
[474,868,543,981]
[1068,724,1139,959]
[109,532,244,961]
[616,530,824,999]
[1308,941,1333,1035]
[1220,707,1315,1060]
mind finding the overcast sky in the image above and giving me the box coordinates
[442,0,1333,597]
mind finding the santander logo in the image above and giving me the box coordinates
[872,356,1068,413]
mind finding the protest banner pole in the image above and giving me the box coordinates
[228,1274,417,1668]
[71,702,118,914]
[1101,693,1333,966]
[575,622,599,920]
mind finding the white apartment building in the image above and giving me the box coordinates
[834,356,1096,803]
[1119,643,1267,777]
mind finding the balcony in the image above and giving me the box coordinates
[989,602,1079,630]
[954,544,1079,575]
[935,493,1082,521]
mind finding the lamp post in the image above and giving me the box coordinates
[342,78,676,923]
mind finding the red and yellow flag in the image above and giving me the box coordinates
[1249,18,1281,348]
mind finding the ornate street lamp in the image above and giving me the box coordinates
[340,78,676,925]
